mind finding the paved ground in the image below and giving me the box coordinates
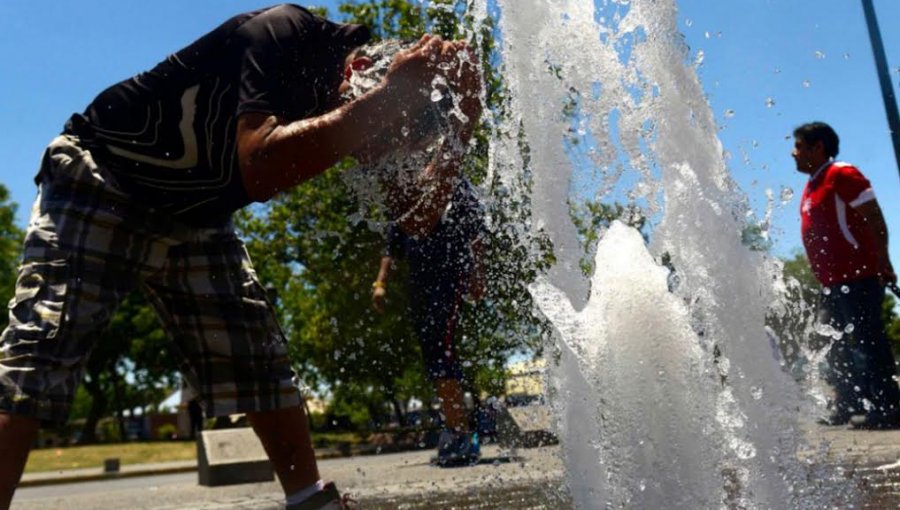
[12,425,900,509]
[14,444,566,510]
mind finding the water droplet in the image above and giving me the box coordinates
[724,109,735,118]
[704,31,711,39]
[694,50,705,67]
[685,18,693,27]
[765,97,776,108]
[639,480,647,491]
[814,50,826,60]
[751,387,763,400]
[843,53,851,60]
[779,186,794,203]
[802,80,811,88]
[401,126,410,137]
[840,285,850,294]
[844,323,855,334]
[430,89,444,102]
[822,287,832,295]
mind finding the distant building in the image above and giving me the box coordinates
[505,358,546,406]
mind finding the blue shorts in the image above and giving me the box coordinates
[410,278,465,381]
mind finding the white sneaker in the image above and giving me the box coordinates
[286,482,358,509]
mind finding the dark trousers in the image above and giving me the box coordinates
[818,277,900,419]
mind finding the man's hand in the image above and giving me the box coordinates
[372,285,387,313]
[384,36,483,143]
[383,35,446,102]
[372,256,393,313]
[445,42,483,144]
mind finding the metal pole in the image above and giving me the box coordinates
[861,0,900,178]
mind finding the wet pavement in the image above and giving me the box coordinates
[12,425,900,509]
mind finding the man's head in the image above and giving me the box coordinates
[792,122,839,174]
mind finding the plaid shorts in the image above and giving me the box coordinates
[0,135,301,425]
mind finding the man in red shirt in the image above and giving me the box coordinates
[794,121,899,429]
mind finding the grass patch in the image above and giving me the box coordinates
[310,431,364,448]
[24,432,366,474]
[25,441,196,474]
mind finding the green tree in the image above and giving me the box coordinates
[0,184,24,333]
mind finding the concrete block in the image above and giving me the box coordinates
[197,428,275,486]
[103,458,120,473]
[496,404,558,449]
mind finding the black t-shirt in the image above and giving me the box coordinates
[65,4,370,225]
[386,180,486,288]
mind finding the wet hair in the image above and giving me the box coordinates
[342,39,410,99]
[793,122,840,158]
[351,39,410,65]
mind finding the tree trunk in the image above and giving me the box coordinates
[80,377,106,444]
[382,381,405,428]
[110,367,127,441]
[391,397,406,427]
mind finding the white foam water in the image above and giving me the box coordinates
[464,0,858,507]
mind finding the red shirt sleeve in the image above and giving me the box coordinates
[832,164,874,207]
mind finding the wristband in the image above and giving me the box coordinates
[372,281,386,289]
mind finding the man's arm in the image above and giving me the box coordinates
[371,255,393,313]
[237,81,423,201]
[237,36,476,202]
[856,200,896,285]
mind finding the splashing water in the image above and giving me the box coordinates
[465,0,857,508]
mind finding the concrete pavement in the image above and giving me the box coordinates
[13,444,568,509]
[13,425,900,509]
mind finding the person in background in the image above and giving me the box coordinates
[0,4,481,509]
[372,178,487,466]
[792,121,900,429]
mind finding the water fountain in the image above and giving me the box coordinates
[465,0,860,507]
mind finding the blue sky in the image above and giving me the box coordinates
[1,0,898,265]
